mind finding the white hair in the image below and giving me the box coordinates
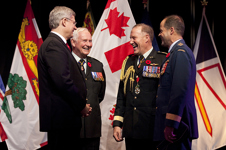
[49,6,75,29]
[72,27,89,41]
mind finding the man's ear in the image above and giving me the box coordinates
[70,39,76,47]
[61,18,67,27]
[170,27,175,35]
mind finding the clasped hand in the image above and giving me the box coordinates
[81,104,92,117]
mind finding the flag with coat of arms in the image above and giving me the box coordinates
[192,6,226,150]
[0,0,47,149]
[89,0,136,149]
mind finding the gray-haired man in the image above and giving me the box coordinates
[38,6,91,149]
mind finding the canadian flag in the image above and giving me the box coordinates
[89,0,136,149]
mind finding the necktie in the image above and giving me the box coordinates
[78,59,86,77]
[138,55,145,69]
[66,43,71,51]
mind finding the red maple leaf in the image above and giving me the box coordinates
[101,7,130,38]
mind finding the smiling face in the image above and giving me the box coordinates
[158,19,172,48]
[71,29,92,58]
[130,26,147,56]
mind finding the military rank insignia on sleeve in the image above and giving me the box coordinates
[142,66,160,78]
[91,72,104,81]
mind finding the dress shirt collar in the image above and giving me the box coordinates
[142,47,153,59]
[51,31,67,44]
[72,52,87,64]
[168,39,182,53]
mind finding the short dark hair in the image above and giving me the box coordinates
[133,23,154,42]
[164,15,185,36]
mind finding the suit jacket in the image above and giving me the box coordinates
[80,56,106,138]
[113,49,166,139]
[153,39,199,141]
[38,33,87,132]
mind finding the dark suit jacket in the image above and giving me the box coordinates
[38,33,87,132]
[113,49,166,139]
[80,56,106,138]
[153,39,199,141]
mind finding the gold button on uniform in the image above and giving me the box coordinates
[134,96,137,99]
[134,107,136,110]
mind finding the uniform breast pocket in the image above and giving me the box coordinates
[92,80,102,94]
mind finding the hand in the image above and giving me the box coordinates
[81,104,92,117]
[164,126,176,143]
[113,126,123,142]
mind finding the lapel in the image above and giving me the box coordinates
[50,32,86,82]
[134,55,139,74]
[86,56,92,77]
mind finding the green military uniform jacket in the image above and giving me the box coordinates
[80,56,106,138]
[113,49,166,139]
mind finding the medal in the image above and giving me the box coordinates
[135,76,140,94]
[161,60,169,75]
[135,85,140,94]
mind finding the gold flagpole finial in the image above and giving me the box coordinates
[201,0,208,6]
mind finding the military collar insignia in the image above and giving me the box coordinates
[178,42,183,46]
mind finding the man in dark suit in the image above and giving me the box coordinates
[38,6,91,150]
[70,27,106,150]
[154,15,198,149]
[113,23,166,150]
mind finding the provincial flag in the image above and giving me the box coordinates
[192,7,226,150]
[89,0,136,149]
[83,0,96,35]
[0,0,47,149]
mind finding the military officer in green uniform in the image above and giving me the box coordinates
[71,27,106,150]
[113,23,166,150]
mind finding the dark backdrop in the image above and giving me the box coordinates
[0,0,225,150]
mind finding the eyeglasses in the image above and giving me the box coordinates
[64,18,77,26]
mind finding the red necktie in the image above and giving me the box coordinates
[66,43,71,51]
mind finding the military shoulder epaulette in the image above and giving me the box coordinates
[157,51,167,55]
[178,49,185,52]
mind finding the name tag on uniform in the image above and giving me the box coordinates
[142,66,160,78]
[91,72,104,81]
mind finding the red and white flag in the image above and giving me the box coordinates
[192,7,226,150]
[89,0,136,149]
[0,0,47,149]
